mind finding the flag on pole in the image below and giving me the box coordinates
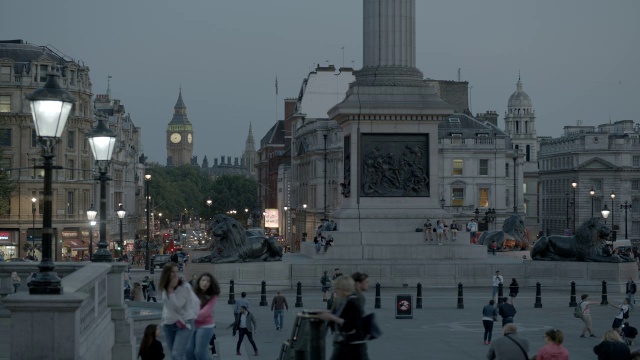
[275,76,278,95]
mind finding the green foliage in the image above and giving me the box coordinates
[147,164,257,224]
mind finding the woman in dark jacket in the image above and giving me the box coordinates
[593,329,631,360]
[318,275,367,360]
[482,299,498,345]
[508,278,519,305]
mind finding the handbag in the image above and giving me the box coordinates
[505,334,529,360]
[362,313,382,340]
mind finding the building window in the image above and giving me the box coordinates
[0,66,10,82]
[592,179,602,191]
[67,191,74,215]
[452,188,464,206]
[634,156,640,168]
[505,163,509,178]
[479,188,489,207]
[67,130,75,149]
[0,129,11,146]
[67,159,75,180]
[81,160,89,180]
[0,95,10,112]
[31,129,38,147]
[451,133,462,145]
[633,221,640,236]
[506,189,510,207]
[633,198,640,213]
[453,160,463,176]
[479,159,489,176]
[39,65,48,82]
[523,183,527,194]
[633,180,640,191]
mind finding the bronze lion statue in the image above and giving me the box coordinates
[478,215,529,250]
[192,214,283,263]
[530,217,627,262]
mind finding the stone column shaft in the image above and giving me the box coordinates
[363,0,416,68]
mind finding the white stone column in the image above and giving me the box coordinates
[363,0,416,68]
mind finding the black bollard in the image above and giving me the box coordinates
[497,283,504,304]
[374,283,381,309]
[569,281,577,307]
[601,280,609,305]
[228,279,236,305]
[416,283,423,309]
[295,281,303,308]
[534,282,543,308]
[308,316,326,360]
[457,282,464,309]
[260,280,268,306]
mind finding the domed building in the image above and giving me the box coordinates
[504,76,540,235]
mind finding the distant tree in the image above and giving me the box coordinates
[0,154,17,215]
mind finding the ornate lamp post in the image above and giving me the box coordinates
[27,73,75,294]
[513,152,518,213]
[283,206,289,248]
[86,205,97,261]
[440,197,445,209]
[117,203,126,259]
[302,204,307,242]
[571,180,578,233]
[589,187,596,218]
[88,118,117,262]
[474,207,480,222]
[610,191,616,235]
[31,197,37,258]
[484,208,496,231]
[144,173,151,271]
[565,193,571,231]
[601,204,610,225]
[621,201,632,239]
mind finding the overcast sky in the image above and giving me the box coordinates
[2,1,638,164]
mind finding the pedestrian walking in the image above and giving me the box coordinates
[593,329,631,359]
[578,294,597,338]
[138,324,165,360]
[11,272,20,293]
[186,272,220,360]
[626,277,637,310]
[535,328,569,360]
[271,290,289,330]
[508,278,519,305]
[142,275,150,300]
[333,268,343,281]
[147,279,157,302]
[321,271,332,302]
[498,297,517,327]
[230,305,258,356]
[159,263,200,360]
[232,292,249,336]
[352,272,369,309]
[482,299,498,345]
[486,323,530,360]
[610,298,630,332]
[492,271,503,301]
[317,276,368,360]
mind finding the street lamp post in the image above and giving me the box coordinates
[474,207,480,222]
[117,204,126,260]
[283,206,289,246]
[439,197,445,209]
[88,117,117,263]
[571,180,577,233]
[513,152,518,214]
[601,204,610,225]
[610,191,616,235]
[145,173,151,271]
[565,193,570,230]
[86,205,97,261]
[27,73,75,294]
[302,204,307,242]
[621,201,632,239]
[590,187,595,218]
[31,197,36,258]
[484,208,496,231]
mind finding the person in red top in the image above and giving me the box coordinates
[536,328,569,360]
[186,273,220,360]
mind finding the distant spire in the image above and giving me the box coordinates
[174,87,186,109]
[106,75,112,98]
[516,73,523,92]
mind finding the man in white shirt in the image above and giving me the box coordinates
[492,271,504,301]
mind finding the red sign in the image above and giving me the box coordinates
[0,232,8,240]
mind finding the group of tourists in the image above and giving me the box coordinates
[423,219,461,245]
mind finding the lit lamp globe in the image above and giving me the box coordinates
[86,205,97,221]
[117,204,126,220]
[27,74,76,138]
[87,118,117,161]
[601,205,610,220]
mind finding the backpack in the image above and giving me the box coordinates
[574,302,584,318]
[624,308,630,319]
[321,275,329,286]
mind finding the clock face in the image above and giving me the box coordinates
[593,137,599,144]
[187,134,193,143]
[170,133,181,143]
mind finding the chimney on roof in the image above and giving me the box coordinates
[234,157,238,166]
[214,158,218,166]
[227,156,231,165]
[220,156,224,165]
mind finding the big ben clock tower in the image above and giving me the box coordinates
[166,88,194,167]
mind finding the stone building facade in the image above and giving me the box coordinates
[539,120,640,239]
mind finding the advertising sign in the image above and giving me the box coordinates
[265,208,279,228]
[395,294,413,319]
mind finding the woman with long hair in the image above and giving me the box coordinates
[593,329,631,359]
[535,328,569,360]
[481,299,497,345]
[159,263,200,360]
[508,278,519,305]
[186,273,221,360]
[138,324,164,360]
[317,275,367,360]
